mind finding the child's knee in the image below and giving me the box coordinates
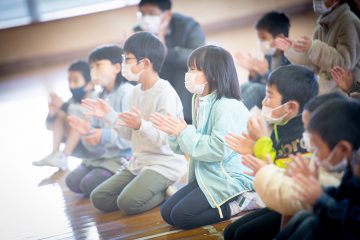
[160,201,173,224]
[65,174,81,193]
[90,190,104,210]
[79,179,95,197]
[170,207,193,230]
[116,193,142,215]
[90,189,109,212]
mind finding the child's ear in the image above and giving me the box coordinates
[142,58,152,70]
[337,140,353,161]
[164,10,172,21]
[114,63,121,74]
[288,101,300,114]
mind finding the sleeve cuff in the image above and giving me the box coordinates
[254,136,276,161]
[104,108,119,126]
[100,128,112,145]
[134,119,151,137]
[313,192,333,215]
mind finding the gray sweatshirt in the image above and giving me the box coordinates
[105,79,187,182]
[82,82,134,173]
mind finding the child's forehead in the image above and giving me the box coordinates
[90,59,111,65]
[124,52,136,58]
[257,29,273,37]
[266,84,278,94]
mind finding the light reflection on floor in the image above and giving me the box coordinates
[0,72,84,240]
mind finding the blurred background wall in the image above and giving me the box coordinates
[0,0,313,79]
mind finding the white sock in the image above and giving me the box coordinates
[229,200,242,216]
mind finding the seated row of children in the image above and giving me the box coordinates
[32,30,360,239]
[32,0,360,237]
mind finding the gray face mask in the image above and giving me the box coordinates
[313,0,335,14]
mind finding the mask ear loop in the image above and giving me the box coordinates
[309,149,319,172]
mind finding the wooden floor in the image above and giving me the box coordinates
[0,162,248,240]
[0,66,251,240]
[25,170,249,240]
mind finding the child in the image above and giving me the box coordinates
[134,0,205,124]
[83,32,187,215]
[226,64,319,167]
[33,60,95,171]
[236,11,290,110]
[224,64,319,239]
[150,45,254,230]
[276,98,360,239]
[275,0,360,94]
[66,45,133,197]
[223,93,347,240]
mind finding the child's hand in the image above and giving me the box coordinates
[293,174,323,205]
[274,37,293,52]
[293,36,312,53]
[81,98,110,118]
[67,116,91,135]
[252,58,269,76]
[247,116,268,142]
[48,93,63,115]
[235,52,255,72]
[225,133,255,155]
[242,154,272,176]
[83,129,102,146]
[49,93,64,108]
[118,106,142,130]
[330,66,354,93]
[150,112,187,136]
[286,153,318,178]
[48,102,60,116]
[157,13,171,43]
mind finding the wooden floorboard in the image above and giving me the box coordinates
[0,165,253,240]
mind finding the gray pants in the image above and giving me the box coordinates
[90,169,173,215]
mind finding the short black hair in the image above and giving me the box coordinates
[123,32,166,73]
[68,60,91,83]
[187,45,241,100]
[304,92,347,113]
[88,44,126,87]
[255,11,290,37]
[138,0,172,11]
[267,64,319,112]
[308,99,360,150]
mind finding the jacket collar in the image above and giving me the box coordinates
[318,4,350,29]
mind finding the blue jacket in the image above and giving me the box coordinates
[169,92,254,218]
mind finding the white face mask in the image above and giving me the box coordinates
[259,40,276,56]
[139,15,162,34]
[319,147,348,172]
[313,0,334,14]
[121,63,143,82]
[261,103,289,124]
[184,72,206,95]
[302,131,316,152]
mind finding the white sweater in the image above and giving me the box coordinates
[105,79,187,181]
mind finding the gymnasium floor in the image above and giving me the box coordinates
[0,11,316,240]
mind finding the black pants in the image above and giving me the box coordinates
[160,180,231,230]
[224,207,281,240]
[276,211,317,240]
